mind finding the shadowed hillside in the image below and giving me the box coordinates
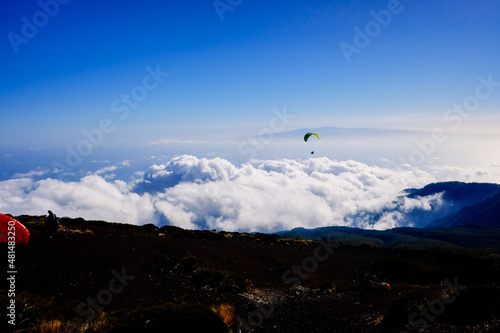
[429,191,500,228]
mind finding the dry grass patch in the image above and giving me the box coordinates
[211,303,236,331]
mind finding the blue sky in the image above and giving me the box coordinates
[1,0,500,229]
[2,0,499,140]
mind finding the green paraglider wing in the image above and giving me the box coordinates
[304,132,320,142]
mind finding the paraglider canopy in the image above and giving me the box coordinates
[0,213,29,244]
[304,132,320,154]
[304,132,320,142]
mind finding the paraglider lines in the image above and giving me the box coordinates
[304,132,320,155]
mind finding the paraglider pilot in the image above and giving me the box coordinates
[45,210,59,232]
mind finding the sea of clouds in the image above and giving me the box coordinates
[1,155,498,232]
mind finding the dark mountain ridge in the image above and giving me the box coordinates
[411,182,500,228]
[344,181,500,229]
[430,191,500,228]
[406,181,500,207]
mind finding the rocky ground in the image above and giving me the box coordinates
[1,216,500,332]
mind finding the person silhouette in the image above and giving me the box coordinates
[45,210,59,232]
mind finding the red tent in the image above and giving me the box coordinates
[0,213,29,244]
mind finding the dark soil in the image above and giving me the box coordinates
[2,216,500,332]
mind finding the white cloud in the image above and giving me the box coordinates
[13,169,51,178]
[1,155,498,232]
[94,165,118,175]
[119,160,131,167]
[0,176,156,225]
[93,160,131,175]
[135,155,240,192]
[0,178,36,210]
[149,139,237,145]
[134,156,438,231]
[400,193,444,212]
[423,164,500,183]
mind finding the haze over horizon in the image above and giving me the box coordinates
[1,0,499,231]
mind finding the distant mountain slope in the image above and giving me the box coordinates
[346,182,500,229]
[406,181,500,206]
[429,191,500,228]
